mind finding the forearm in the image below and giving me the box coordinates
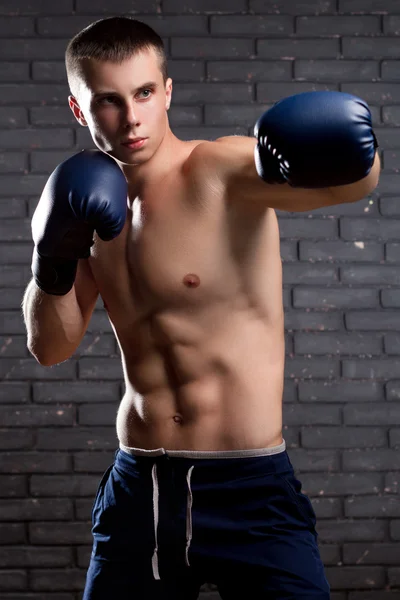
[22,278,85,366]
[329,150,381,204]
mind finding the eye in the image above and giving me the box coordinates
[97,96,119,105]
[139,89,152,99]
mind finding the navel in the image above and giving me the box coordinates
[183,273,200,288]
[173,415,183,425]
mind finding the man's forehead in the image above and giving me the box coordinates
[79,51,160,91]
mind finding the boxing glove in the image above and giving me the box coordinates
[254,91,378,188]
[31,150,128,295]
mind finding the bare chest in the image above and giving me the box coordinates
[89,168,280,332]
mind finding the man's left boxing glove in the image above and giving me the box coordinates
[254,91,378,188]
[31,150,128,295]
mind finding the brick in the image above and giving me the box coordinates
[0,243,32,263]
[345,403,400,426]
[339,0,393,13]
[284,310,342,331]
[163,0,247,12]
[31,62,67,83]
[0,40,68,61]
[300,240,383,261]
[302,472,382,496]
[284,403,341,425]
[385,472,400,493]
[0,17,34,37]
[0,452,70,473]
[257,38,340,59]
[207,60,291,82]
[0,431,34,451]
[383,289,400,307]
[382,60,400,80]
[210,15,294,35]
[30,150,74,173]
[78,403,118,426]
[0,63,30,81]
[0,358,76,380]
[29,522,92,545]
[33,381,120,404]
[76,0,157,12]
[317,519,386,543]
[284,356,340,379]
[343,358,400,379]
[391,429,400,447]
[0,476,27,498]
[295,60,379,81]
[346,495,400,517]
[73,451,115,473]
[325,566,385,589]
[344,543,400,565]
[171,37,254,59]
[168,60,205,81]
[0,547,72,568]
[0,0,72,13]
[295,332,382,355]
[168,105,202,126]
[0,128,73,150]
[0,524,26,545]
[294,287,379,309]
[385,332,400,353]
[250,0,337,14]
[343,36,400,59]
[302,426,387,448]
[30,568,85,591]
[0,108,28,128]
[283,263,338,284]
[31,474,98,497]
[78,357,123,380]
[297,15,381,34]
[387,242,400,263]
[0,571,27,590]
[37,427,118,450]
[388,381,400,401]
[0,153,27,174]
[0,405,75,427]
[205,104,268,126]
[280,218,338,238]
[341,267,400,285]
[344,449,400,471]
[384,15,400,34]
[299,380,382,403]
[0,200,26,218]
[285,448,340,471]
[392,521,400,540]
[0,499,72,521]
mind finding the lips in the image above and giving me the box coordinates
[121,137,147,150]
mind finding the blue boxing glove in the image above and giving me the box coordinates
[31,150,127,295]
[254,91,378,188]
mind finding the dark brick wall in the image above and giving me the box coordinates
[0,1,399,598]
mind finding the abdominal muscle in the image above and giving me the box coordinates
[114,303,285,452]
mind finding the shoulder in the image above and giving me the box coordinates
[186,135,257,181]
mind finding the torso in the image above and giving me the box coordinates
[88,140,285,451]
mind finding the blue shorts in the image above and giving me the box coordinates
[83,439,330,599]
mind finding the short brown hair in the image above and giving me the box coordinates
[65,16,168,97]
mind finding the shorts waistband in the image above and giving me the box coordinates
[119,438,286,459]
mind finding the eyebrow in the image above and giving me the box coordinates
[93,81,158,97]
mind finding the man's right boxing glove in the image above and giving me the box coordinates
[31,150,128,295]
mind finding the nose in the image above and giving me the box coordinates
[124,101,140,128]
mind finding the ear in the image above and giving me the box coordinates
[68,95,88,126]
[165,78,172,111]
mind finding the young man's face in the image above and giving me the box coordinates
[69,48,172,165]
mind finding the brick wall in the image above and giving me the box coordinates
[0,1,399,598]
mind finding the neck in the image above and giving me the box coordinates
[120,127,182,196]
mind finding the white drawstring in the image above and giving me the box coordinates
[151,464,160,580]
[185,466,195,567]
[150,463,194,579]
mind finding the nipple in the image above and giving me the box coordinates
[183,273,200,288]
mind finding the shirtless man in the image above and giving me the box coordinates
[22,16,380,600]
